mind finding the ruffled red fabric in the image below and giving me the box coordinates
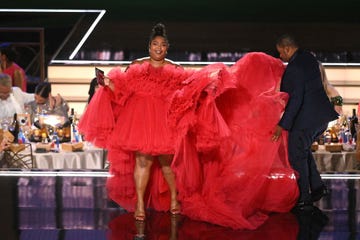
[107,63,193,155]
[170,52,299,229]
[79,53,299,230]
[77,87,115,148]
[80,62,193,213]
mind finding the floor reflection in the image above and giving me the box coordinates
[109,210,300,240]
[0,173,359,240]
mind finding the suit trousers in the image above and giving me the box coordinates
[288,123,328,202]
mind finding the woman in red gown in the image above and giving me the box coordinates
[79,23,299,229]
[79,23,192,221]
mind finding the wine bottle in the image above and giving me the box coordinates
[69,108,75,125]
[9,113,20,143]
[349,108,358,142]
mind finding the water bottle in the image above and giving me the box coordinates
[17,128,26,144]
[53,132,60,151]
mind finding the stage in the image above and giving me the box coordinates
[0,170,359,240]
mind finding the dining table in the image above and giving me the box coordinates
[1,142,108,170]
[313,144,359,173]
[32,142,108,169]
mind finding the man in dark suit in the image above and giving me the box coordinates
[272,34,338,210]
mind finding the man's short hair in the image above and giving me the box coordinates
[276,34,299,48]
[0,73,12,87]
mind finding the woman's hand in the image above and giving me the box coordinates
[104,77,115,91]
[49,93,63,109]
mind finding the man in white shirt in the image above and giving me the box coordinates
[0,73,34,119]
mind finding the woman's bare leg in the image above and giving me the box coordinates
[134,152,153,220]
[159,154,180,214]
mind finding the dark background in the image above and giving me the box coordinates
[1,0,360,62]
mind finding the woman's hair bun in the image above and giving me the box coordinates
[152,23,166,36]
[149,22,168,44]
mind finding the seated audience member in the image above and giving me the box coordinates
[28,82,69,126]
[318,61,343,115]
[0,43,27,92]
[0,73,34,119]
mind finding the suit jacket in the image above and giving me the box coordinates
[279,49,338,131]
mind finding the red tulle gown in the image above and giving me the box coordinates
[79,62,193,212]
[78,52,299,230]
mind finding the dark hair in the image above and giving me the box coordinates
[148,23,169,46]
[0,43,18,62]
[88,77,99,103]
[276,34,299,48]
[35,82,51,99]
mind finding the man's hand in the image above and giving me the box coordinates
[271,125,283,142]
[0,137,11,152]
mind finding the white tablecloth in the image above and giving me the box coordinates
[31,143,107,169]
[313,150,358,173]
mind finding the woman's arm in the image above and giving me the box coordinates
[49,94,70,119]
[321,69,341,98]
[319,62,343,115]
[13,69,25,90]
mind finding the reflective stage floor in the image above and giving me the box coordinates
[0,171,359,240]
